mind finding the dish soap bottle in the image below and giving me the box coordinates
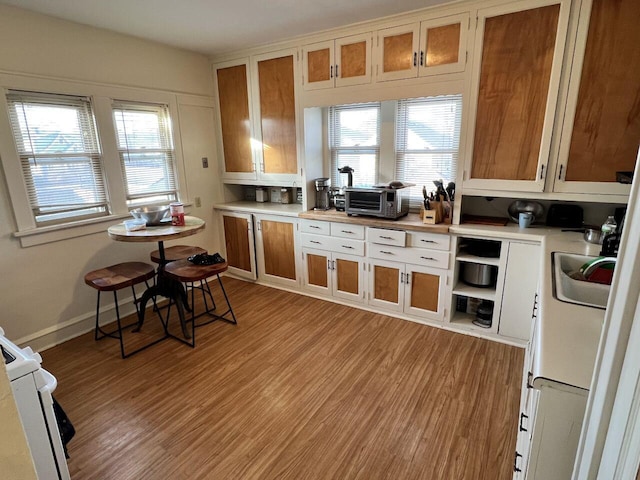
[601,215,617,235]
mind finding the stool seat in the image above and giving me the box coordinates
[85,261,160,359]
[85,262,155,291]
[163,259,235,346]
[150,245,207,264]
[164,260,228,282]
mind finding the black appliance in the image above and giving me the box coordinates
[546,204,584,228]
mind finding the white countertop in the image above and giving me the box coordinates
[449,223,563,242]
[533,232,606,391]
[213,201,303,217]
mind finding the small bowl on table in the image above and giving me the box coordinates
[130,206,170,226]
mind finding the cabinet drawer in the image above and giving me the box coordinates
[369,244,449,269]
[403,248,449,269]
[329,237,365,256]
[330,222,365,240]
[408,231,450,251]
[300,219,330,235]
[301,233,332,250]
[367,228,406,246]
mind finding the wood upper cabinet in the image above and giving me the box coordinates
[215,50,300,185]
[221,211,257,281]
[302,33,372,90]
[553,0,640,195]
[375,13,469,82]
[214,60,255,179]
[464,0,570,192]
[254,214,299,288]
[251,49,301,183]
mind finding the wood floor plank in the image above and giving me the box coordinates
[42,278,523,480]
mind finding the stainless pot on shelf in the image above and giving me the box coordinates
[461,263,497,288]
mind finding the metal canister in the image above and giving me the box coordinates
[170,202,185,226]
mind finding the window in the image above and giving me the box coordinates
[113,101,177,206]
[6,91,107,225]
[329,102,380,188]
[395,95,462,209]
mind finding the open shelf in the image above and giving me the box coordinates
[456,254,501,266]
[450,311,496,332]
[452,283,497,301]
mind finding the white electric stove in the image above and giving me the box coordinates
[1,327,71,480]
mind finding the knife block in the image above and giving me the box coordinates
[420,201,444,224]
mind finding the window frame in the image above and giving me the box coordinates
[0,75,186,246]
[328,102,381,188]
[395,94,463,210]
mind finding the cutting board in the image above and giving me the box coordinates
[461,214,510,226]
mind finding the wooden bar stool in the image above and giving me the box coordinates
[163,260,237,347]
[84,262,160,359]
[150,245,207,265]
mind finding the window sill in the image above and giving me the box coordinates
[14,214,132,247]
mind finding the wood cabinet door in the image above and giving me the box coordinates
[255,53,299,178]
[222,212,257,281]
[335,33,372,87]
[256,215,299,288]
[368,259,403,312]
[332,252,365,303]
[215,61,256,179]
[403,264,446,320]
[418,13,469,76]
[466,0,569,192]
[302,248,331,296]
[553,0,640,195]
[375,23,420,82]
[302,40,334,90]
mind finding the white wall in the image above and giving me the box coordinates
[0,6,223,349]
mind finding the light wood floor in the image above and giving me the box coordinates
[43,278,524,480]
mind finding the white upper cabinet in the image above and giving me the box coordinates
[550,0,640,196]
[375,13,469,82]
[214,49,301,185]
[302,33,372,90]
[462,0,571,193]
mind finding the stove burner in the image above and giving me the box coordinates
[1,344,15,364]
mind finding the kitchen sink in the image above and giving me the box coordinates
[552,252,612,309]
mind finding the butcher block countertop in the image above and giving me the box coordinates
[298,209,451,234]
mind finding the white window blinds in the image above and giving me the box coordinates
[329,103,380,188]
[113,101,177,206]
[6,90,108,225]
[395,95,462,209]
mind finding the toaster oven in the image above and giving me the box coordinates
[345,187,410,219]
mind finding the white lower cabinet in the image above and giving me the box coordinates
[300,220,366,303]
[368,258,448,321]
[254,213,300,289]
[514,295,588,479]
[303,248,366,303]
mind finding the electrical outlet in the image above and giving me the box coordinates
[201,157,209,168]
[195,196,201,208]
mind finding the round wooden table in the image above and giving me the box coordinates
[107,216,206,342]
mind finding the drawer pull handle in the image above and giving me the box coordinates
[341,245,354,249]
[327,259,331,270]
[401,272,405,283]
[420,256,436,261]
[310,225,320,229]
[380,235,394,240]
[380,250,393,255]
[514,451,522,473]
[310,240,321,244]
[519,413,528,432]
[341,230,354,234]
[420,239,436,243]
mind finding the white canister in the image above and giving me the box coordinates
[170,202,185,226]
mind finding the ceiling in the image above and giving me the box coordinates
[0,0,452,56]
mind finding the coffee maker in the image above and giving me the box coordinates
[335,166,354,212]
[314,178,331,210]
